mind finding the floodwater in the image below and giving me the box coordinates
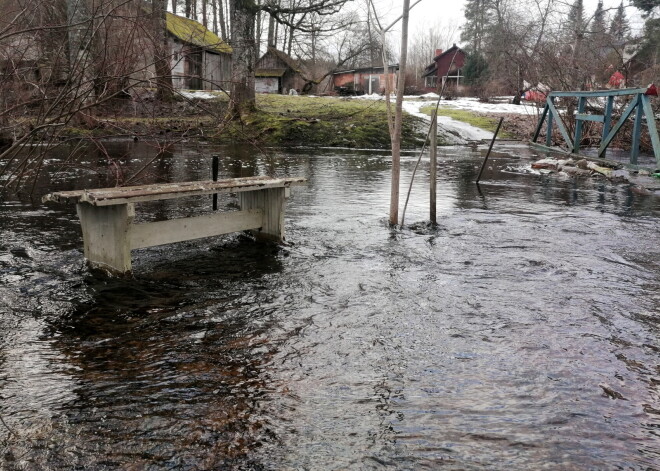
[0,140,659,470]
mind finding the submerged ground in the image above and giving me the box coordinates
[1,141,658,469]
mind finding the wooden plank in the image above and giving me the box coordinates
[528,142,652,170]
[43,176,307,206]
[575,114,605,123]
[430,113,437,224]
[129,209,263,249]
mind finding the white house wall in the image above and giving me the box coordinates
[255,77,279,94]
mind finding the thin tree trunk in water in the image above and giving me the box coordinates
[171,0,177,14]
[153,0,174,101]
[185,0,192,17]
[389,0,410,226]
[229,0,257,117]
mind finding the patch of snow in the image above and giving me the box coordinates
[352,93,539,115]
[178,90,227,100]
[401,100,433,120]
[441,97,539,115]
[437,115,493,142]
[402,100,493,143]
[351,93,385,101]
[346,93,539,143]
[352,93,539,116]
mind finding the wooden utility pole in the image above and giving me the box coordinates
[389,0,411,226]
[430,112,437,224]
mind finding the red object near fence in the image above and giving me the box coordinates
[608,71,625,88]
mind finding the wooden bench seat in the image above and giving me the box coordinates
[43,176,306,274]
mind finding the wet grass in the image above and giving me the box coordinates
[54,94,427,149]
[419,105,514,138]
[221,95,427,149]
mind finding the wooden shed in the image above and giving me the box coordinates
[166,13,232,91]
[332,66,399,95]
[0,2,232,93]
[255,47,307,94]
[423,44,466,91]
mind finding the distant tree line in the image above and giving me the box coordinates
[458,0,655,98]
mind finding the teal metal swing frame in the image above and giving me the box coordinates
[531,87,660,169]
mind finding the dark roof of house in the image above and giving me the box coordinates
[423,64,437,78]
[258,47,303,74]
[423,44,464,78]
[433,44,462,62]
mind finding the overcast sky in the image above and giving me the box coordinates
[373,0,645,39]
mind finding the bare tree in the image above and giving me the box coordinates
[153,0,174,100]
[228,0,258,117]
[408,20,459,90]
[367,0,419,224]
[227,0,354,117]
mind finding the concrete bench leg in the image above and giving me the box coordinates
[76,202,134,274]
[239,188,286,241]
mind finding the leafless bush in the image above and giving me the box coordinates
[0,0,198,191]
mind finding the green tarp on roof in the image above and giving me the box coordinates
[166,13,231,54]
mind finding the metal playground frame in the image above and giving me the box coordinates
[531,86,660,169]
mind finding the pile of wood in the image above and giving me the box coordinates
[526,157,660,195]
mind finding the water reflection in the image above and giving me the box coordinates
[1,141,659,469]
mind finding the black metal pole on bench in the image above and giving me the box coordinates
[476,117,504,184]
[212,154,219,210]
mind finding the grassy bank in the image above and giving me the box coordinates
[221,95,427,149]
[57,93,427,149]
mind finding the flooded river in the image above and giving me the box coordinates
[1,141,659,469]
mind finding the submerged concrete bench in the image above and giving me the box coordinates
[42,176,306,274]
